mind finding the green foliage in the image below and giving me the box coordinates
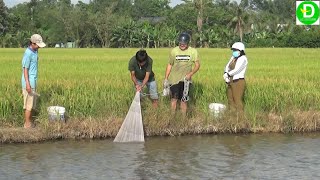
[132,0,170,18]
[0,0,319,48]
[0,0,9,37]
[166,3,197,34]
[286,26,320,48]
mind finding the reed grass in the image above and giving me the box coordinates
[0,48,320,143]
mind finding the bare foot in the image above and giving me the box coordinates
[24,122,35,129]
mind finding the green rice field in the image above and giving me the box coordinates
[1,48,320,134]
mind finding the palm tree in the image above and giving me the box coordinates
[228,0,252,42]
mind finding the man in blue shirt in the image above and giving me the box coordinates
[22,34,46,128]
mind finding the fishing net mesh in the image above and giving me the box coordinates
[114,92,144,142]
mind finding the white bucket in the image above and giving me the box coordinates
[47,106,66,121]
[209,103,226,118]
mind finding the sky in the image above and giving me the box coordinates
[3,0,186,8]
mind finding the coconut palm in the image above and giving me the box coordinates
[227,0,252,42]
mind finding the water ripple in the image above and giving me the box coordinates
[1,134,320,179]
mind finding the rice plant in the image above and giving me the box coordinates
[0,48,319,134]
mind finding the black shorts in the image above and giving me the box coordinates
[170,81,192,101]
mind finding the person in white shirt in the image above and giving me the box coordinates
[223,42,248,112]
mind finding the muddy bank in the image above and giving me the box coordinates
[1,110,320,143]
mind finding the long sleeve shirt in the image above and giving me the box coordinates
[224,55,248,80]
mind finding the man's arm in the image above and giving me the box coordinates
[130,71,138,84]
[23,68,31,93]
[141,72,150,88]
[186,60,200,80]
[142,58,152,87]
[130,71,141,91]
[165,64,172,80]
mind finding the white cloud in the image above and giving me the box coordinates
[170,0,183,7]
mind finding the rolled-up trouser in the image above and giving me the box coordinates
[22,89,37,111]
[226,79,246,112]
[136,80,159,100]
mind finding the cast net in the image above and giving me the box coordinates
[114,92,144,142]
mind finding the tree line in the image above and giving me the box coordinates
[0,0,319,48]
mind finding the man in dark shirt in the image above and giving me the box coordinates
[128,49,158,107]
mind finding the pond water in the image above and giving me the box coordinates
[1,133,320,179]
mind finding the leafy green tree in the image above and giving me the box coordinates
[227,0,253,42]
[111,19,140,47]
[15,30,31,47]
[132,0,170,19]
[152,24,161,48]
[90,3,118,47]
[0,0,8,37]
[202,28,220,47]
[167,3,197,34]
[140,22,154,48]
[0,0,318,48]
[162,26,178,47]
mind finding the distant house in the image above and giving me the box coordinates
[55,43,65,48]
[66,42,75,48]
